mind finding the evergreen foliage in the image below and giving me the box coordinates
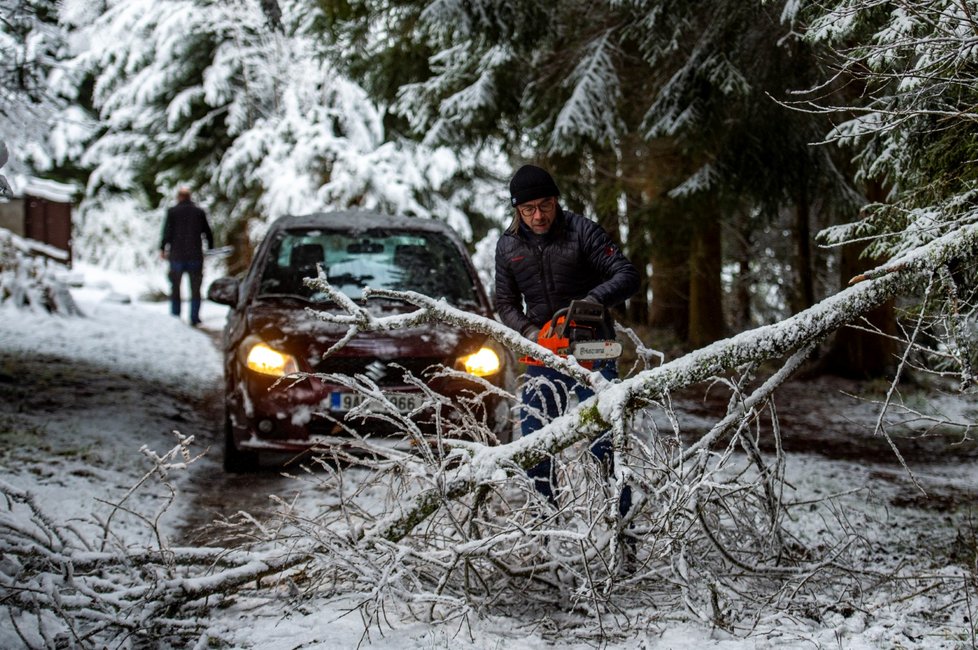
[801,0,978,384]
[2,2,978,644]
[0,0,66,168]
[5,0,975,361]
[808,0,978,261]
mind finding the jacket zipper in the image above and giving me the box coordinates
[534,243,555,322]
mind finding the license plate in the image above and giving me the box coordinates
[330,391,423,413]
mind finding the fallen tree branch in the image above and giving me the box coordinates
[356,220,978,543]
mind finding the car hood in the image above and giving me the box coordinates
[244,300,481,370]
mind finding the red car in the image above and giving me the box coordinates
[208,211,514,471]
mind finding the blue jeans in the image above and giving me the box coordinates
[520,361,632,517]
[168,260,203,324]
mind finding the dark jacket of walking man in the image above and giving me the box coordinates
[494,164,640,515]
[160,187,214,326]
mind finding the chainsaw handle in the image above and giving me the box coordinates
[542,307,569,338]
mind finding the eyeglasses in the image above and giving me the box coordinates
[517,197,556,218]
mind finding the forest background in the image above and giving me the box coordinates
[6,0,973,378]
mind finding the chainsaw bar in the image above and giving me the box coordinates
[566,339,623,360]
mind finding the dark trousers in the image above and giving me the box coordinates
[520,361,632,517]
[168,260,203,324]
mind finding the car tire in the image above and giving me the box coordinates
[224,416,259,473]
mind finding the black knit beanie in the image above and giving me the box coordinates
[509,164,560,206]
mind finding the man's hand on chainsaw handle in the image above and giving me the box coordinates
[522,297,603,342]
[581,295,603,310]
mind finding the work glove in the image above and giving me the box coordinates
[582,294,602,306]
[522,325,541,341]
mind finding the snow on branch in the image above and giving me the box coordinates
[5,220,974,642]
[0,436,310,647]
[549,30,622,154]
[196,219,978,635]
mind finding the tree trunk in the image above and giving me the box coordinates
[731,209,752,330]
[592,160,622,245]
[791,182,815,314]
[613,63,655,328]
[648,206,690,340]
[819,242,897,378]
[225,213,255,277]
[688,210,724,347]
[587,150,648,324]
[819,181,897,378]
[624,189,650,325]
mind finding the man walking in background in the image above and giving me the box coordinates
[494,164,640,517]
[160,186,214,326]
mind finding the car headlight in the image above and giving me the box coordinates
[245,341,299,377]
[459,347,501,377]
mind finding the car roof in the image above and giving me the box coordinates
[268,211,463,239]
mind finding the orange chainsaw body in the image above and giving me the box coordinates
[520,300,622,368]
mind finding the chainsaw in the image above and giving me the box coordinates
[520,299,623,367]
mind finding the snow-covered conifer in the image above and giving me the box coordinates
[0,0,67,169]
[38,0,507,274]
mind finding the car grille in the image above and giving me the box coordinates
[310,356,445,386]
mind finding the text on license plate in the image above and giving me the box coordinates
[330,392,423,413]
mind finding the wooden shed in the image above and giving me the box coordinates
[0,177,76,266]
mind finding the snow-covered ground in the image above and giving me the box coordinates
[2,262,977,649]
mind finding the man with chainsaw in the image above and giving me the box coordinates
[494,164,640,515]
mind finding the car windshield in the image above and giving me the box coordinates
[256,227,481,308]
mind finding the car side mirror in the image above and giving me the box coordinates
[207,277,240,306]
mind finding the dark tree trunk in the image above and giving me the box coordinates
[688,211,724,347]
[791,182,815,314]
[225,214,255,277]
[819,181,898,378]
[647,199,690,340]
[624,190,650,325]
[819,242,897,378]
[731,210,752,331]
[592,162,622,246]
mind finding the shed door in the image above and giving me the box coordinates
[24,195,72,261]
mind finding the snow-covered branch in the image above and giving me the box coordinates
[0,437,310,648]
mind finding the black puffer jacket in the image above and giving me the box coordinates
[494,208,639,336]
